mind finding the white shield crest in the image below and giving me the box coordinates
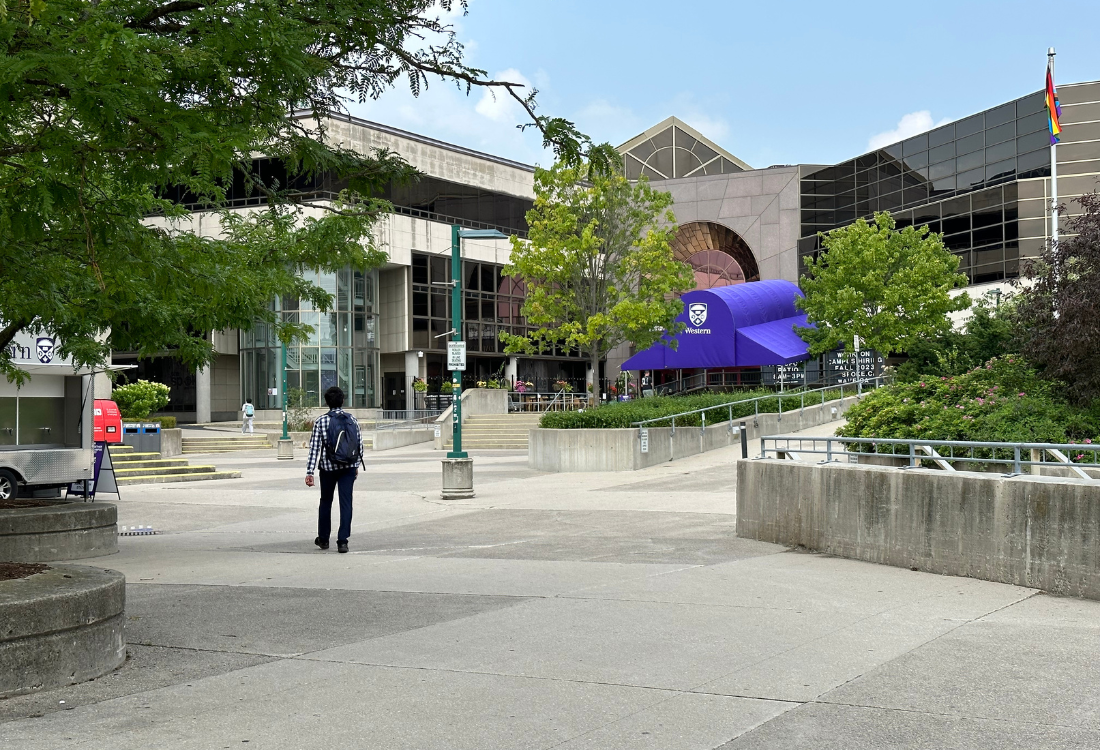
[688,303,708,327]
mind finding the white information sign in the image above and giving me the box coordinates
[447,341,467,371]
[639,428,649,454]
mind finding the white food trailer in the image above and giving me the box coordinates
[0,332,96,500]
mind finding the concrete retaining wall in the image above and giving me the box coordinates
[0,502,118,562]
[160,428,182,458]
[0,564,126,697]
[529,396,860,472]
[433,389,510,450]
[737,459,1100,600]
[373,428,434,451]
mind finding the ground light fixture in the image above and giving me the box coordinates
[441,226,508,499]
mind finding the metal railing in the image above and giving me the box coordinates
[374,409,442,430]
[509,391,587,413]
[760,435,1100,480]
[631,378,883,435]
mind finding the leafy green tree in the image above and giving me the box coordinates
[895,297,1018,381]
[502,164,694,405]
[0,0,613,384]
[797,212,970,357]
[1014,193,1100,405]
[110,380,170,419]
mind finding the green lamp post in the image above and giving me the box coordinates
[441,225,507,496]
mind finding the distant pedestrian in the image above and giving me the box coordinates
[641,372,654,398]
[241,398,255,434]
[305,387,365,554]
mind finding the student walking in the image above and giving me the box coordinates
[305,387,365,554]
[241,398,255,434]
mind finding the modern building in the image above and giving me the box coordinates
[114,114,588,421]
[117,80,1100,420]
[625,82,1100,295]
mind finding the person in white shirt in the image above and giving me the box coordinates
[241,398,255,434]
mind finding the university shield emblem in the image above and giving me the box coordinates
[688,303,708,327]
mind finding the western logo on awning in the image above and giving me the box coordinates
[688,303,708,327]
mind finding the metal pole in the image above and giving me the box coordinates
[281,340,288,440]
[1049,48,1059,254]
[448,224,467,459]
[740,421,748,459]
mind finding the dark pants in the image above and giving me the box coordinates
[317,467,356,543]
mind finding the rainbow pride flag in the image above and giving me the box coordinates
[1046,63,1062,144]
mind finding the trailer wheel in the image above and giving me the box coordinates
[0,469,18,501]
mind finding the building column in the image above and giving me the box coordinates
[504,356,518,389]
[196,366,211,424]
[404,350,420,412]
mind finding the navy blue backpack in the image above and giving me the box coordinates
[324,412,362,467]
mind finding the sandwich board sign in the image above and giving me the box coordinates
[447,341,467,371]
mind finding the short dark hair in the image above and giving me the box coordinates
[324,386,345,409]
[246,398,252,404]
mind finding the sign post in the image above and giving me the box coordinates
[448,227,468,460]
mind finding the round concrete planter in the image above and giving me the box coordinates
[0,502,118,562]
[0,564,126,697]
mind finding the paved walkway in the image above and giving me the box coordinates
[4,436,1099,749]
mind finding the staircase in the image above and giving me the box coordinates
[181,433,273,454]
[445,413,542,450]
[110,444,242,486]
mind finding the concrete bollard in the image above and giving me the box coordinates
[441,457,474,499]
[277,438,294,460]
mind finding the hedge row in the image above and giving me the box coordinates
[539,388,848,429]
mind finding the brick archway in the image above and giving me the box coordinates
[671,222,760,287]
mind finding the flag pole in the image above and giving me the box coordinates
[1049,47,1059,250]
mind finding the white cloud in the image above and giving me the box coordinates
[679,113,730,144]
[868,111,951,150]
[475,68,532,123]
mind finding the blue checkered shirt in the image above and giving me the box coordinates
[305,409,365,475]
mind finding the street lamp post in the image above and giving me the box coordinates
[440,225,507,499]
[276,335,294,459]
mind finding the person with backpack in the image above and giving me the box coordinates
[304,386,365,553]
[241,398,255,434]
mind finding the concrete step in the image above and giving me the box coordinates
[114,465,223,477]
[181,438,271,443]
[106,459,190,471]
[117,470,243,486]
[110,452,162,462]
[109,444,135,454]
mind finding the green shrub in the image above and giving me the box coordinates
[147,416,177,429]
[839,356,1100,445]
[540,388,848,429]
[112,380,171,419]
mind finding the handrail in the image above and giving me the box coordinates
[760,434,1100,479]
[631,377,882,431]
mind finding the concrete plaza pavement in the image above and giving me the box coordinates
[3,437,1100,749]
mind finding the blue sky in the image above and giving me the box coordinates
[349,0,1100,169]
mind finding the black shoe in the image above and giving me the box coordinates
[337,541,348,554]
[315,537,329,550]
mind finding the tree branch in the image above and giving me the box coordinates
[0,318,28,353]
[126,0,207,29]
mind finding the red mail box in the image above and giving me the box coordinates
[94,400,123,443]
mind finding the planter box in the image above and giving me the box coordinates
[529,396,861,472]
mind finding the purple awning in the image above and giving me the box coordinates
[622,280,811,370]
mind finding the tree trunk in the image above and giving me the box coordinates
[589,347,600,407]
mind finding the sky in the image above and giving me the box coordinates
[348,0,1100,170]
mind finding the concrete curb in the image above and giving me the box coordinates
[0,564,126,697]
[0,502,118,562]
